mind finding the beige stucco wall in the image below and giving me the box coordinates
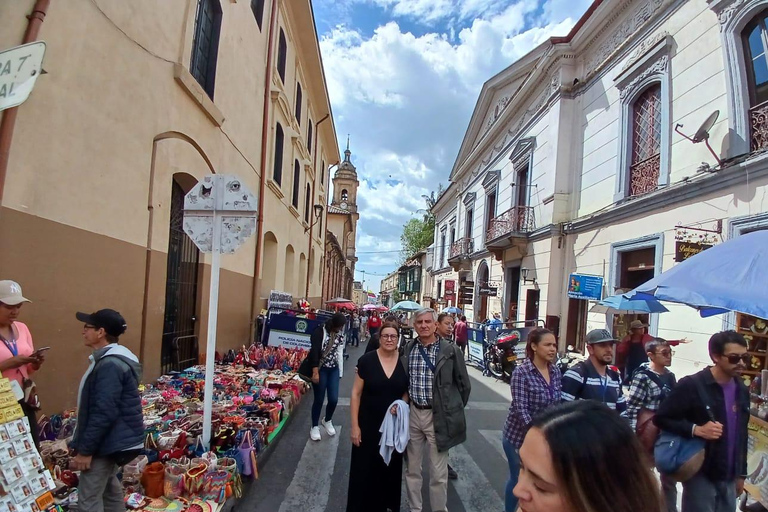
[0,0,338,412]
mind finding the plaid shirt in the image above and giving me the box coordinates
[503,358,562,448]
[407,339,440,407]
[623,362,676,430]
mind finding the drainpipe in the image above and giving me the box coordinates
[0,0,50,205]
[304,114,330,299]
[250,0,279,336]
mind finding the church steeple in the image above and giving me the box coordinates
[344,135,352,163]
[332,137,359,212]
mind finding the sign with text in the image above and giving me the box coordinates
[467,327,485,364]
[567,273,603,301]
[675,241,713,262]
[478,285,498,297]
[266,313,324,350]
[0,42,46,111]
[444,279,456,298]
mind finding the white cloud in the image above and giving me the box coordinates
[318,0,590,292]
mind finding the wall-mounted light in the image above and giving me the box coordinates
[521,267,536,285]
[305,204,325,233]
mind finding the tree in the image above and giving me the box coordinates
[399,184,444,262]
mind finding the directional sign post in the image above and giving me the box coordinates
[0,42,46,112]
[183,174,258,449]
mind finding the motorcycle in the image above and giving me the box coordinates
[556,345,586,374]
[486,333,521,382]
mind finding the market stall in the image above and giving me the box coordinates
[37,345,309,512]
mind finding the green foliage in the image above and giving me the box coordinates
[398,184,444,262]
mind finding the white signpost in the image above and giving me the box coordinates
[183,174,258,448]
[0,42,46,112]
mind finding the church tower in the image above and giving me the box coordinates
[331,139,359,213]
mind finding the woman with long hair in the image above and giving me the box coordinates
[347,321,409,511]
[502,328,561,512]
[308,313,347,442]
[515,400,661,512]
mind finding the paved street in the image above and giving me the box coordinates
[237,343,512,512]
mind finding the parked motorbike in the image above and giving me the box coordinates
[557,345,586,374]
[486,333,521,382]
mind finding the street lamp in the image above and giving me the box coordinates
[305,203,324,233]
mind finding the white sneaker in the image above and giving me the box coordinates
[310,426,321,441]
[321,419,336,437]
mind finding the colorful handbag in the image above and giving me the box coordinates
[184,463,208,497]
[141,462,165,499]
[163,464,185,499]
[202,470,229,503]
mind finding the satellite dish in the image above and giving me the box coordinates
[692,110,719,143]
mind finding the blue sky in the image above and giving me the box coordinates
[313,0,592,294]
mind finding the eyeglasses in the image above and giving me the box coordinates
[83,324,97,330]
[656,350,675,357]
[380,334,398,340]
[723,353,751,365]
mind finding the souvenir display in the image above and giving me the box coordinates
[0,378,56,512]
[37,346,309,512]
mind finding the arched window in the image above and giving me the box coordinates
[190,0,222,98]
[304,184,311,223]
[307,121,313,153]
[628,84,662,197]
[292,160,301,207]
[277,29,287,83]
[745,13,768,107]
[273,123,284,185]
[321,159,325,185]
[341,189,348,202]
[295,83,303,125]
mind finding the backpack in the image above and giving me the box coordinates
[634,369,670,456]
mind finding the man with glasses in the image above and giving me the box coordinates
[624,338,678,512]
[655,331,750,512]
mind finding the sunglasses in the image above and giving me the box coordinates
[655,349,675,357]
[723,353,751,365]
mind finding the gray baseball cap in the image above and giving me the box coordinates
[585,329,617,344]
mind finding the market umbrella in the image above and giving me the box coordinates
[391,300,422,312]
[589,294,669,315]
[362,303,380,311]
[326,297,353,304]
[626,230,768,318]
[442,306,462,314]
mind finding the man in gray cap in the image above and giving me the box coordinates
[561,329,626,413]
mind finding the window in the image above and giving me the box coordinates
[307,122,313,153]
[485,191,497,234]
[190,0,222,98]
[465,208,473,240]
[295,83,303,125]
[745,13,768,106]
[440,230,447,266]
[292,160,301,207]
[321,160,325,185]
[629,85,662,196]
[273,123,284,185]
[304,184,311,223]
[341,189,348,202]
[450,225,456,246]
[515,163,529,207]
[277,29,287,83]
[251,0,265,30]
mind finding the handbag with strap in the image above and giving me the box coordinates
[298,329,336,383]
[635,369,672,456]
[654,375,714,482]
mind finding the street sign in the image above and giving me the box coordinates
[183,174,258,449]
[567,273,604,301]
[0,42,46,112]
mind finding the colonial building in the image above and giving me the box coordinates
[352,281,365,306]
[0,0,338,412]
[435,0,768,377]
[323,144,359,302]
[379,270,399,308]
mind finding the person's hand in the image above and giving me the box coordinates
[70,454,92,472]
[30,352,45,370]
[736,477,745,496]
[311,368,320,384]
[694,421,723,440]
[2,355,38,371]
[678,337,692,344]
[390,405,398,415]
[351,426,362,446]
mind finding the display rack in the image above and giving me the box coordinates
[737,313,768,386]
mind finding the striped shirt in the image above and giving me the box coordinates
[561,359,626,414]
[623,362,676,430]
[407,339,440,407]
[503,359,562,448]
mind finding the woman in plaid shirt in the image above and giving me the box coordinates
[502,328,562,512]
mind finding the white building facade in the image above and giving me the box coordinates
[435,0,768,377]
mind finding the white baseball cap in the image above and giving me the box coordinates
[0,281,31,306]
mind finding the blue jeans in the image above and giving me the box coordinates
[350,328,359,346]
[311,366,340,427]
[502,436,520,512]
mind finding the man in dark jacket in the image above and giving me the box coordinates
[70,309,144,512]
[654,331,750,512]
[401,308,471,512]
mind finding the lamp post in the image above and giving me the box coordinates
[304,203,325,297]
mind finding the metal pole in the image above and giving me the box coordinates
[202,176,223,449]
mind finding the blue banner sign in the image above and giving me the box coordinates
[567,273,604,301]
[266,313,325,350]
[467,327,485,363]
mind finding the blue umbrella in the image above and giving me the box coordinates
[589,294,669,315]
[391,300,422,312]
[626,231,768,318]
[442,306,462,314]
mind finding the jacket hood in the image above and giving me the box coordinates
[95,343,142,380]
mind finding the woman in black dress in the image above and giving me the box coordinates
[348,321,408,512]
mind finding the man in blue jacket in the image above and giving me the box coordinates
[70,309,144,512]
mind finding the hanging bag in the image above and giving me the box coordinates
[238,431,255,477]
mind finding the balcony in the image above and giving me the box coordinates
[751,100,768,153]
[485,206,535,261]
[447,237,473,271]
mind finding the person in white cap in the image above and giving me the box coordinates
[0,280,45,447]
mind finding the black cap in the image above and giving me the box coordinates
[76,309,127,337]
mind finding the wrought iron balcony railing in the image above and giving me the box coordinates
[486,206,535,242]
[628,153,660,197]
[751,100,768,153]
[449,237,473,259]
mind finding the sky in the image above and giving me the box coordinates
[313,0,593,295]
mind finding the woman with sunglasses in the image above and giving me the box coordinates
[347,321,409,512]
[0,281,45,447]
